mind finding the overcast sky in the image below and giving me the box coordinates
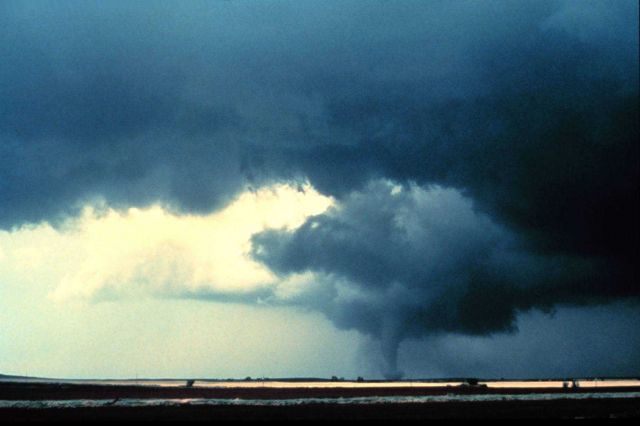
[0,0,638,379]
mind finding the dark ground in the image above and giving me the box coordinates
[2,399,640,420]
[2,381,639,400]
[1,381,639,420]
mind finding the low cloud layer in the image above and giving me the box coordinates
[251,181,627,377]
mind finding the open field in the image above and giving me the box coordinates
[2,398,640,420]
[1,378,639,419]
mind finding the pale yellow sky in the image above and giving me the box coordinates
[0,182,365,379]
[0,182,332,303]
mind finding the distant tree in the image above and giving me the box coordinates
[357,376,365,382]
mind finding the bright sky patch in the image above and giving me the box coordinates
[0,183,332,304]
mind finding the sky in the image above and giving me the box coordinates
[0,0,638,380]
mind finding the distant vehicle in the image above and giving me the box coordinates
[459,378,487,388]
[563,379,580,389]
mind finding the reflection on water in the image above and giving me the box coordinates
[1,391,640,409]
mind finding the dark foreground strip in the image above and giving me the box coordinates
[2,382,639,400]
[1,398,640,420]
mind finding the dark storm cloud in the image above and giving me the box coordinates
[250,3,638,374]
[251,181,631,377]
[1,0,638,375]
[2,1,636,234]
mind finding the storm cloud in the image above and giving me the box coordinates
[1,1,638,377]
[251,181,627,377]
